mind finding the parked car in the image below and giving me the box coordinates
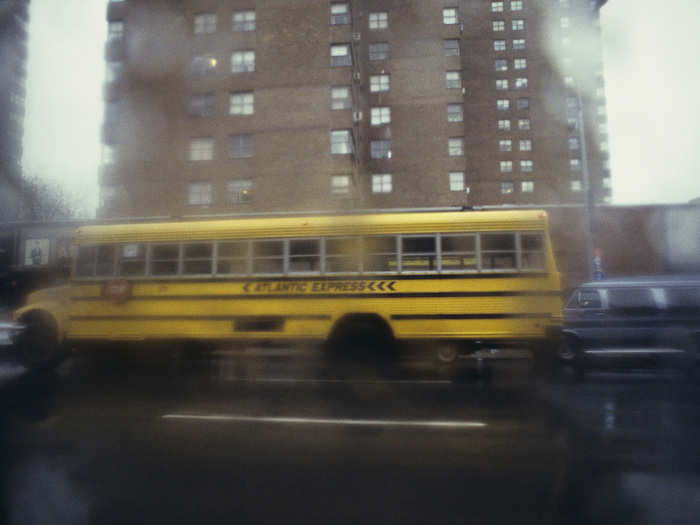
[559,276,700,372]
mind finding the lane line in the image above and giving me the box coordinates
[222,377,452,385]
[162,414,487,428]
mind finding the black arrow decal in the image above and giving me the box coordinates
[368,281,375,291]
[388,281,396,291]
[376,281,385,291]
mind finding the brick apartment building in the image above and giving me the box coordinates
[99,0,611,218]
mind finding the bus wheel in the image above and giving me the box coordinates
[326,315,396,362]
[16,312,62,371]
[435,342,459,365]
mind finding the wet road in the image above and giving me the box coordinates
[1,348,700,525]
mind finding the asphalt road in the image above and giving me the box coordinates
[1,347,700,525]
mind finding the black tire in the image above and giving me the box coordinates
[558,335,581,365]
[16,312,63,370]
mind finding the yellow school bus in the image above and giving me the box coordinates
[13,209,562,367]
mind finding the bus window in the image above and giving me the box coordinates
[440,234,477,272]
[520,232,545,270]
[481,233,516,270]
[325,237,360,273]
[252,240,284,274]
[289,239,320,274]
[401,236,437,272]
[217,241,250,275]
[95,245,116,276]
[150,244,180,276]
[363,236,397,272]
[183,243,213,275]
[118,244,146,276]
[76,246,96,277]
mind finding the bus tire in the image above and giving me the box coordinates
[16,311,63,371]
[435,341,459,365]
[326,315,396,361]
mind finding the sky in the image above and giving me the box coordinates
[20,0,700,218]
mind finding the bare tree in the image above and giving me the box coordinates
[20,175,78,221]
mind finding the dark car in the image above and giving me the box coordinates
[559,276,700,371]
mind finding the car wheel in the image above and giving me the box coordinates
[558,335,581,364]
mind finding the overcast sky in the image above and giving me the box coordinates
[21,0,700,218]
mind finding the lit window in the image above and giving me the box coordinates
[501,182,515,194]
[511,1,523,11]
[105,61,122,83]
[447,103,463,122]
[496,79,509,90]
[228,134,253,158]
[331,130,353,154]
[604,159,611,170]
[603,177,612,189]
[518,118,530,130]
[514,58,527,70]
[187,183,212,205]
[598,123,608,135]
[498,119,511,131]
[194,13,217,34]
[372,174,392,193]
[189,138,214,161]
[228,180,252,203]
[491,2,504,12]
[231,50,255,73]
[369,12,388,30]
[369,42,389,61]
[330,3,350,25]
[233,10,255,32]
[597,105,607,116]
[102,144,115,165]
[331,86,351,110]
[500,161,513,173]
[512,19,524,31]
[330,44,352,67]
[108,21,123,41]
[520,160,533,172]
[571,180,582,192]
[371,140,392,159]
[192,54,217,76]
[494,40,506,51]
[560,17,570,29]
[449,172,465,191]
[567,118,578,131]
[493,20,505,31]
[443,8,458,25]
[499,139,512,152]
[521,181,534,193]
[516,97,529,110]
[568,137,580,150]
[445,71,461,89]
[519,139,532,151]
[600,141,608,152]
[331,175,350,195]
[370,74,390,92]
[444,39,460,56]
[513,39,525,50]
[190,94,215,117]
[564,76,575,87]
[495,59,508,72]
[229,92,254,115]
[596,87,606,98]
[515,77,528,89]
[370,106,391,126]
[497,99,510,111]
[448,137,464,156]
[570,158,581,171]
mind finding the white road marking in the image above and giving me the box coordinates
[225,377,452,385]
[162,413,487,428]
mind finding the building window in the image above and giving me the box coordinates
[491,2,504,12]
[568,137,580,150]
[518,118,530,130]
[495,59,508,72]
[597,105,607,116]
[370,106,391,126]
[497,99,510,111]
[192,54,217,76]
[567,118,578,132]
[500,161,513,173]
[444,39,460,56]
[494,40,506,51]
[598,123,608,135]
[105,61,122,83]
[370,74,390,92]
[331,44,352,67]
[514,58,527,70]
[331,130,353,154]
[493,20,505,31]
[521,181,534,193]
[498,119,511,131]
[445,71,461,89]
[513,39,525,50]
[560,0,570,7]
[448,137,464,156]
[570,158,581,171]
[229,92,254,115]
[564,76,575,87]
[189,138,214,161]
[515,77,528,89]
[600,141,608,152]
[108,21,123,41]
[331,86,351,110]
[449,172,465,191]
[560,17,570,29]
[603,177,612,190]
[563,57,573,69]
[233,10,256,32]
[331,175,350,195]
[187,183,212,205]
[511,1,523,11]
[227,180,252,203]
[496,79,509,90]
[102,144,115,165]
[447,103,463,122]
[370,140,392,159]
[498,139,512,152]
[596,87,606,98]
[228,134,253,158]
[369,12,388,30]
[566,96,578,110]
[372,174,392,193]
[369,42,389,61]
[190,94,215,117]
[501,182,515,194]
[516,97,529,110]
[519,139,532,151]
[330,3,350,25]
[512,19,525,31]
[194,13,217,34]
[571,180,582,192]
[443,8,458,25]
[100,185,118,209]
[231,51,255,73]
[520,160,533,172]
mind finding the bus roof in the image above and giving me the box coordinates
[75,209,549,244]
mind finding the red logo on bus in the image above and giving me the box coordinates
[102,279,132,304]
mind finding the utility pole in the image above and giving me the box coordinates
[576,90,594,279]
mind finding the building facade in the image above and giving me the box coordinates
[99,0,611,218]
